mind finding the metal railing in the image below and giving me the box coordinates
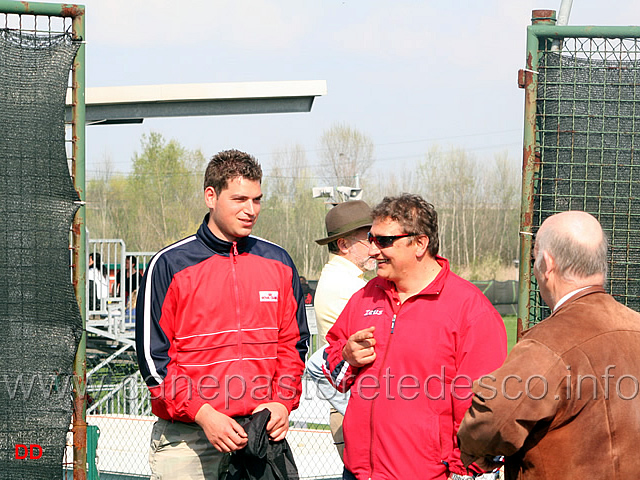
[87,238,154,340]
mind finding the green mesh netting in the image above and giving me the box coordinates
[530,41,640,325]
[0,29,81,478]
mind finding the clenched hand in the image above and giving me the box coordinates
[195,404,248,452]
[342,326,377,367]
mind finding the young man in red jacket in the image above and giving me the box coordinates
[136,149,309,479]
[323,194,507,480]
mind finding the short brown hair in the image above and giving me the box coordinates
[371,193,439,256]
[203,149,262,194]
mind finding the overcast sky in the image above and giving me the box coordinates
[77,0,640,183]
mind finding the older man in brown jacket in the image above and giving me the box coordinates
[457,211,640,479]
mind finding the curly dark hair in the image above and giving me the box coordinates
[203,149,262,194]
[371,193,439,256]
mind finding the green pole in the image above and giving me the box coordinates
[517,10,551,339]
[87,425,100,480]
[69,6,87,480]
[530,24,640,39]
[0,0,84,17]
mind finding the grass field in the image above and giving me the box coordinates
[503,315,518,352]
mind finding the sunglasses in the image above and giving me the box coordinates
[367,232,417,249]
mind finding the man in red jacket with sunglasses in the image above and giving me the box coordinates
[323,193,507,480]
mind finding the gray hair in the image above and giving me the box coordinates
[535,224,609,282]
[371,194,439,256]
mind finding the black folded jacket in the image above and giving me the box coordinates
[224,408,299,480]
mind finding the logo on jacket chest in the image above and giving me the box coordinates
[364,308,384,316]
[259,291,279,302]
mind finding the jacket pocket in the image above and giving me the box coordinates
[420,413,442,462]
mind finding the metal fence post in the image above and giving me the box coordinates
[87,425,100,480]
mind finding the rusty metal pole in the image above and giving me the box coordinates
[516,10,556,340]
[71,7,87,480]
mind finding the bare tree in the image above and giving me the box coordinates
[87,132,521,282]
[256,145,327,278]
[487,151,520,262]
[318,123,374,186]
[86,153,115,239]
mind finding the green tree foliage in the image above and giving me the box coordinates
[86,132,207,251]
[87,130,521,281]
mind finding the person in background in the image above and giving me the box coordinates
[323,193,507,480]
[305,200,376,460]
[88,252,109,312]
[116,254,140,305]
[457,211,640,479]
[299,276,315,305]
[136,149,308,480]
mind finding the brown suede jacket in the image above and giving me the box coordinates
[457,286,640,479]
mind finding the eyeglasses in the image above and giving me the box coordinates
[367,232,417,249]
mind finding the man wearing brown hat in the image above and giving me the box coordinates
[306,200,376,460]
[315,200,376,345]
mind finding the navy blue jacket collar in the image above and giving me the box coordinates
[198,214,250,255]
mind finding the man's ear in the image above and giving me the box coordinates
[336,237,350,255]
[415,235,430,258]
[541,250,555,278]
[204,186,217,209]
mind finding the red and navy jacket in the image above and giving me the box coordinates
[135,215,309,422]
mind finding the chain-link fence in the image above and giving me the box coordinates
[82,374,343,479]
[518,14,640,331]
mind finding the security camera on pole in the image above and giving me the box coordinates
[312,175,362,205]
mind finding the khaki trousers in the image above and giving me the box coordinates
[330,408,345,461]
[149,418,230,480]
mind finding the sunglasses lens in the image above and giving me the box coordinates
[378,237,392,248]
[367,233,392,249]
[367,233,414,249]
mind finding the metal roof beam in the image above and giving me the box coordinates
[65,80,327,125]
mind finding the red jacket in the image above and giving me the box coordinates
[136,216,309,422]
[324,257,507,480]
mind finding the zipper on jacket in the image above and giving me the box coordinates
[369,312,398,478]
[230,242,244,408]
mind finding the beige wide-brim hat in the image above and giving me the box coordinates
[315,200,373,245]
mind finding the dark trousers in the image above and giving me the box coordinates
[342,468,357,480]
